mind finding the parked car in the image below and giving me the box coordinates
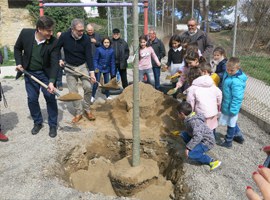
[213,19,234,30]
[200,21,221,32]
[209,22,222,32]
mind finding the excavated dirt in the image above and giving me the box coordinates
[59,83,189,200]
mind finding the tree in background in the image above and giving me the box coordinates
[240,0,270,50]
[97,0,107,19]
[26,0,87,34]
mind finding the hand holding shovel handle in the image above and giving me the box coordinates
[21,69,61,97]
[19,69,82,101]
[64,65,102,86]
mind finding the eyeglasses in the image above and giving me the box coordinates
[187,24,196,27]
[74,29,84,33]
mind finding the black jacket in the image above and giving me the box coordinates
[111,38,129,69]
[147,38,166,67]
[14,29,60,82]
[57,29,94,71]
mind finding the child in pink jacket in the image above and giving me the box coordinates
[138,35,161,84]
[186,66,222,139]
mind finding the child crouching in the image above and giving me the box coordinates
[176,101,221,170]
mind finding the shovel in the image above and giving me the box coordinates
[167,88,178,95]
[64,65,121,90]
[20,69,82,101]
[165,71,182,80]
[64,65,103,87]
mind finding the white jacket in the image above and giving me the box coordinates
[186,75,222,118]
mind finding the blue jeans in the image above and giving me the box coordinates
[139,68,153,85]
[152,67,161,90]
[92,72,110,98]
[56,68,63,87]
[24,71,58,127]
[181,132,212,165]
[225,123,243,142]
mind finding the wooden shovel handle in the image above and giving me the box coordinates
[21,70,60,97]
[64,65,102,86]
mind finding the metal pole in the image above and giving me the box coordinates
[191,0,194,18]
[154,0,157,28]
[162,0,165,33]
[107,0,110,36]
[132,0,140,167]
[232,0,238,56]
[123,1,128,42]
[205,0,209,33]
[172,0,175,35]
[43,2,144,7]
[143,0,149,35]
[39,0,44,16]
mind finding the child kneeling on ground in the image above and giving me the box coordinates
[176,101,221,170]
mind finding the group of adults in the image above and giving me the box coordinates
[10,16,213,139]
[12,16,132,138]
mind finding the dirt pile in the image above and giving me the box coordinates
[91,82,182,141]
[63,83,186,199]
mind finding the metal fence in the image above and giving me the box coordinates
[106,0,270,132]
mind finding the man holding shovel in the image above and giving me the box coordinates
[14,16,59,138]
[57,18,96,123]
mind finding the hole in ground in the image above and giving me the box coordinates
[59,135,190,200]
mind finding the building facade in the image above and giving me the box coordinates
[0,0,33,50]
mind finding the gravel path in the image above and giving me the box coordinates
[0,75,269,200]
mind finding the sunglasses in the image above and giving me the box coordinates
[187,24,196,27]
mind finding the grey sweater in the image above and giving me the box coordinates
[184,113,215,150]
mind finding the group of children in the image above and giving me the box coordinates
[165,34,248,170]
[90,33,248,171]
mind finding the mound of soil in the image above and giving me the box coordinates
[63,83,185,199]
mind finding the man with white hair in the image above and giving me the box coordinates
[86,24,102,58]
[57,19,96,123]
[180,18,213,61]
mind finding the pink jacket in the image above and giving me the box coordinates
[186,75,222,118]
[139,46,161,70]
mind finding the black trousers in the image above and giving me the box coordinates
[116,63,128,88]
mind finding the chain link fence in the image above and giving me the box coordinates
[99,0,270,131]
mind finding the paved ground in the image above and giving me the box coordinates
[0,66,269,200]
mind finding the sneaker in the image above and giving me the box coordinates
[220,140,232,149]
[90,97,95,103]
[49,126,57,138]
[233,136,245,144]
[106,96,112,100]
[0,132,8,142]
[31,124,43,135]
[209,160,222,170]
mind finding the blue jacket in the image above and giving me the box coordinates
[221,69,247,115]
[215,58,227,89]
[94,45,116,76]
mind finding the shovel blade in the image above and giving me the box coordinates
[167,88,177,95]
[57,93,83,101]
[99,77,121,90]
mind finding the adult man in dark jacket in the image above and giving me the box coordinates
[57,18,96,123]
[86,24,102,58]
[147,29,166,90]
[111,28,130,89]
[14,16,59,138]
[180,18,213,61]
